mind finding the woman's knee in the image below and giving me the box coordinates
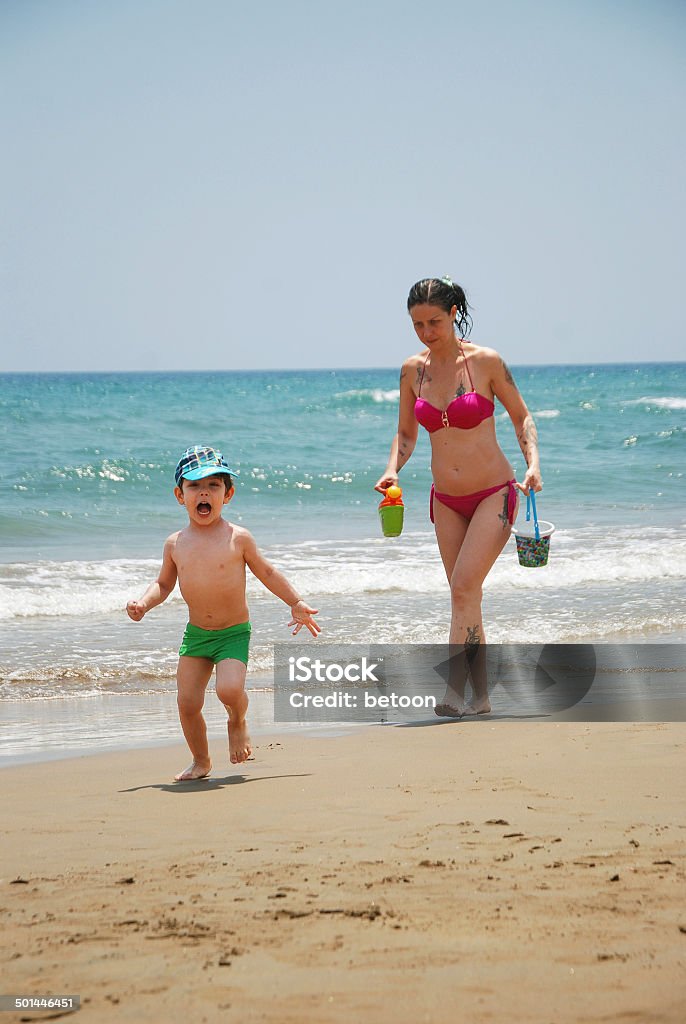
[450,577,483,608]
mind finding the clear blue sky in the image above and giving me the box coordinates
[2,0,684,370]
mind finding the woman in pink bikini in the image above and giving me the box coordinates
[375,276,542,715]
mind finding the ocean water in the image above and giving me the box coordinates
[1,364,685,716]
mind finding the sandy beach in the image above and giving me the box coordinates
[2,719,685,1023]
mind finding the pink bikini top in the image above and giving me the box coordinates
[414,345,494,432]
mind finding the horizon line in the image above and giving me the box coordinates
[2,359,686,376]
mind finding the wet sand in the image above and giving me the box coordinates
[2,719,686,1023]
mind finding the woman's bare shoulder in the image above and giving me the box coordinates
[401,350,428,370]
[464,341,501,363]
[400,352,428,394]
[467,344,521,394]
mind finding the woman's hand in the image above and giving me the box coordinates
[518,466,543,495]
[374,471,398,495]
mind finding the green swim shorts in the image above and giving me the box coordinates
[178,621,251,665]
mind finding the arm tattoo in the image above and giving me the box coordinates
[516,416,539,460]
[501,358,517,389]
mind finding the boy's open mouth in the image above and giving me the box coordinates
[197,502,212,515]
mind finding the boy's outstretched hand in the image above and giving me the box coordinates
[289,600,321,637]
[126,600,147,622]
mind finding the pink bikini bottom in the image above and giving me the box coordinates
[430,479,517,525]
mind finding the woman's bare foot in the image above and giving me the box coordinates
[435,700,468,718]
[174,758,212,782]
[463,697,492,716]
[228,718,252,764]
[434,679,471,718]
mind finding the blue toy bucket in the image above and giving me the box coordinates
[514,492,554,567]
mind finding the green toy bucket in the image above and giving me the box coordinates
[379,502,404,538]
[514,492,554,567]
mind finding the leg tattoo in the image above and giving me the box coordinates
[465,624,481,651]
[498,493,510,528]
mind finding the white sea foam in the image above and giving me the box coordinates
[265,527,686,596]
[485,527,686,590]
[335,388,400,403]
[0,558,171,620]
[624,396,686,410]
[0,648,275,696]
[2,527,685,621]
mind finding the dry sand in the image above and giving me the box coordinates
[2,720,685,1023]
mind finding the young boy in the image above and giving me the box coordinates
[127,445,320,782]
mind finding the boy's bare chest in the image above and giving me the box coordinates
[174,534,244,582]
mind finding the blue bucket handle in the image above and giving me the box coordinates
[526,490,541,541]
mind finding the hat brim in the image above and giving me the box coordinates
[180,466,238,481]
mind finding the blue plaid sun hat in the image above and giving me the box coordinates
[174,446,238,486]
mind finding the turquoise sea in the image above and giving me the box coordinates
[1,364,685,760]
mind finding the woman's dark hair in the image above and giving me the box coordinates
[407,277,472,337]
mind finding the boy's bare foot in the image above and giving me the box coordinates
[174,759,212,782]
[228,718,252,764]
